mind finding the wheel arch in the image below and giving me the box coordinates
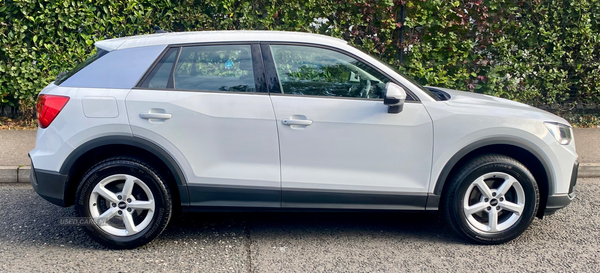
[433,138,553,218]
[60,136,189,208]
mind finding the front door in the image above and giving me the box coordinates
[264,44,434,209]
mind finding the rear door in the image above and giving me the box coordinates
[126,43,281,207]
[263,43,434,209]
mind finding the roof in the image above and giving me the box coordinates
[95,30,348,52]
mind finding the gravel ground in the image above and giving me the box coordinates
[1,179,598,272]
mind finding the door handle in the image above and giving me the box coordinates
[139,113,172,120]
[282,119,312,126]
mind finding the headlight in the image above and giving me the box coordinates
[544,122,572,145]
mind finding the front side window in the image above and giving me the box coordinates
[269,45,390,99]
[173,45,255,92]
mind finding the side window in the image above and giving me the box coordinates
[140,47,179,89]
[56,49,108,85]
[173,45,256,92]
[270,45,390,99]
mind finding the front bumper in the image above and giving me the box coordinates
[544,161,578,215]
[30,156,69,207]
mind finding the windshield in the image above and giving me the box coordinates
[351,45,441,101]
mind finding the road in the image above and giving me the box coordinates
[1,179,599,272]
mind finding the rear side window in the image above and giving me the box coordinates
[173,45,255,92]
[59,45,166,89]
[140,45,256,92]
[55,49,108,85]
[139,48,179,89]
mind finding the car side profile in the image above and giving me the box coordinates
[30,31,578,249]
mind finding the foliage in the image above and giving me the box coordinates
[1,0,599,122]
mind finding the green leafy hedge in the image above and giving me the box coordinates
[1,0,599,122]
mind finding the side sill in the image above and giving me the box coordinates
[187,184,280,208]
[282,189,428,210]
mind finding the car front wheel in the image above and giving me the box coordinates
[443,154,539,244]
[75,157,172,249]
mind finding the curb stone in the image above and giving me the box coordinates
[0,164,599,183]
[0,166,30,183]
[18,166,31,183]
[0,166,18,183]
[579,163,600,178]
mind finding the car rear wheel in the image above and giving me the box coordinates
[443,154,539,244]
[75,157,172,249]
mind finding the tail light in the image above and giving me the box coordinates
[36,94,70,129]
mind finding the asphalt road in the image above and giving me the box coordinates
[1,179,599,272]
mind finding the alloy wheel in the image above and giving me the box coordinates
[88,174,156,236]
[462,172,526,234]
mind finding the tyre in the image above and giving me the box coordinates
[443,154,539,244]
[75,157,172,249]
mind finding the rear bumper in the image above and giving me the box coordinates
[30,156,68,207]
[544,161,578,215]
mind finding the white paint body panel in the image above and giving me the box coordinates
[424,88,578,195]
[30,84,132,172]
[125,90,281,189]
[82,97,119,118]
[271,96,433,193]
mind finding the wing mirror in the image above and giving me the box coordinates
[383,82,407,114]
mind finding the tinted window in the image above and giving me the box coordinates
[140,48,179,89]
[55,50,108,85]
[270,45,390,99]
[60,45,166,89]
[173,45,255,92]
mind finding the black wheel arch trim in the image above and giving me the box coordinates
[59,135,189,205]
[543,193,573,215]
[432,137,554,196]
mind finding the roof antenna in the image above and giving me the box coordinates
[154,26,167,34]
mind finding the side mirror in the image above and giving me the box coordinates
[383,82,407,114]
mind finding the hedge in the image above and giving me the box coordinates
[1,0,599,123]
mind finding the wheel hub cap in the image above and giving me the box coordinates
[489,199,498,206]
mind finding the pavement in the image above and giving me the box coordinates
[1,128,598,182]
[0,178,599,272]
[0,130,36,166]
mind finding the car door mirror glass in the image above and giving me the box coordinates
[383,82,406,114]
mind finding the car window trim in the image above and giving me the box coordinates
[135,46,174,88]
[166,47,182,89]
[137,47,180,89]
[260,43,282,94]
[134,42,267,94]
[260,42,420,102]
